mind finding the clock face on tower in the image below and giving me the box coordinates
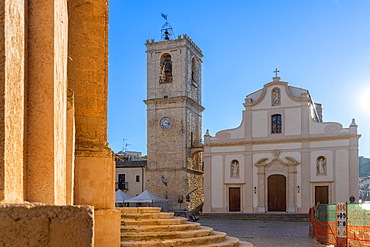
[160,117,171,130]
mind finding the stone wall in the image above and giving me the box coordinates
[0,203,93,247]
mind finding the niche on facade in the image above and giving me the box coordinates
[272,87,281,106]
[316,156,327,176]
[230,160,239,178]
[159,53,173,84]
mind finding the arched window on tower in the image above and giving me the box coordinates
[271,114,282,133]
[159,53,173,84]
[191,57,197,86]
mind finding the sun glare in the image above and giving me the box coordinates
[358,87,370,114]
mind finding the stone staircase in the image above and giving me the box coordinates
[120,207,251,247]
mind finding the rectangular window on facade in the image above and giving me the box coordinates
[136,175,140,182]
[271,114,282,133]
[118,174,126,190]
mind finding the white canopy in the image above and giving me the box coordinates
[115,190,132,203]
[124,189,167,203]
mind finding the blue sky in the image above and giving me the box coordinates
[108,1,370,158]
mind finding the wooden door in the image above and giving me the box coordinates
[229,187,241,212]
[315,186,329,204]
[268,175,286,212]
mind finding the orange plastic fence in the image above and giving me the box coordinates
[311,205,370,247]
[314,221,337,245]
[347,225,370,246]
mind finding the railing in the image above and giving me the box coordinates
[118,182,128,191]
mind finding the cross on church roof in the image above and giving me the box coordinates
[273,68,280,77]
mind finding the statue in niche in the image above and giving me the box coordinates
[272,88,280,106]
[316,156,327,175]
[231,160,239,178]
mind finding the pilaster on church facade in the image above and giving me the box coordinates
[203,76,360,213]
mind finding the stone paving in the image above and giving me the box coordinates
[199,218,330,247]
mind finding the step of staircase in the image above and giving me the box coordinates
[200,213,309,222]
[121,231,228,247]
[119,207,250,247]
[122,217,187,226]
[198,236,240,247]
[121,226,213,241]
[121,222,200,232]
[119,207,162,214]
[121,212,174,220]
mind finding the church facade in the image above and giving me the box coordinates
[203,76,360,213]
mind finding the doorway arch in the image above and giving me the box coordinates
[268,175,286,212]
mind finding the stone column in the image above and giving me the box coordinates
[26,0,68,204]
[67,1,120,246]
[0,0,25,203]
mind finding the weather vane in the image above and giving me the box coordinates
[160,13,175,41]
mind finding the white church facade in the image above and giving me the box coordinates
[203,76,360,213]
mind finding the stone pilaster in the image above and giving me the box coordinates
[300,97,311,212]
[255,160,266,212]
[287,162,298,213]
[244,148,253,212]
[203,141,212,213]
[349,120,360,199]
[0,0,25,203]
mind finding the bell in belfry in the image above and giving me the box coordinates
[164,29,170,40]
[164,60,172,73]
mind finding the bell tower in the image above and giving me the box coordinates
[144,29,204,210]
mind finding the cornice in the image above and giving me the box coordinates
[145,34,203,57]
[144,96,205,112]
[203,134,361,147]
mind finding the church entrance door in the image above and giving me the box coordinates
[229,187,241,212]
[268,175,286,212]
[315,186,329,204]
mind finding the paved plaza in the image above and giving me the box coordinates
[199,218,328,247]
